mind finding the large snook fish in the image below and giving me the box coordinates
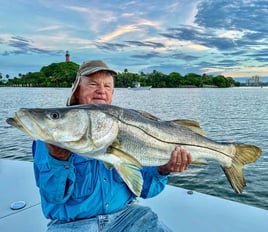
[6,104,261,197]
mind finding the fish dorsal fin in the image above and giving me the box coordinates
[136,110,160,121]
[137,109,205,136]
[170,119,206,136]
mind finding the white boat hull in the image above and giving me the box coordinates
[1,159,268,232]
[128,86,152,90]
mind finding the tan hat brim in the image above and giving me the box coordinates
[66,74,82,106]
[80,67,116,77]
[67,65,116,106]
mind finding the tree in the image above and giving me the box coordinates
[213,75,230,87]
[185,73,202,87]
[2,60,241,88]
[166,72,181,87]
[147,71,166,87]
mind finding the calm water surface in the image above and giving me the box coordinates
[1,87,267,210]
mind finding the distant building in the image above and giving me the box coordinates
[65,50,70,62]
[247,75,261,86]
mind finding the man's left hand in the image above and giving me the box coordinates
[158,146,192,175]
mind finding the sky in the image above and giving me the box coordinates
[1,0,268,80]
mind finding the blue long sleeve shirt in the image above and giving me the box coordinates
[32,140,168,222]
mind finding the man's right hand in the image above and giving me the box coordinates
[46,143,71,161]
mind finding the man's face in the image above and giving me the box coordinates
[75,71,114,105]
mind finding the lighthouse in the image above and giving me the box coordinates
[65,50,70,62]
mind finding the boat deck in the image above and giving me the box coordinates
[1,159,267,231]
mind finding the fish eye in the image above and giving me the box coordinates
[50,112,60,120]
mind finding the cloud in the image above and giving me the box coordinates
[160,25,236,51]
[36,25,63,32]
[131,51,161,59]
[98,19,161,43]
[2,0,268,78]
[125,40,165,48]
[95,42,129,51]
[195,0,268,32]
[98,25,141,42]
[64,5,118,33]
[2,35,62,56]
[171,53,198,61]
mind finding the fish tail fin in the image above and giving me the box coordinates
[114,162,143,197]
[223,144,262,194]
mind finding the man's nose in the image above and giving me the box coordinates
[96,84,105,92]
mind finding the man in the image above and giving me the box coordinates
[32,60,192,231]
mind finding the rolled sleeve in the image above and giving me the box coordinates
[33,141,76,204]
[140,166,168,198]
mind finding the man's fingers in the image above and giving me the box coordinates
[172,145,192,172]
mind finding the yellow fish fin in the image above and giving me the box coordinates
[170,119,206,136]
[108,145,142,169]
[136,110,160,121]
[191,160,208,165]
[223,144,261,194]
[103,162,113,170]
[97,152,143,197]
[107,145,143,196]
[113,161,143,197]
[137,111,205,136]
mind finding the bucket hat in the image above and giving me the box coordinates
[67,60,117,106]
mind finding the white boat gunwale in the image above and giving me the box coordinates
[1,159,268,232]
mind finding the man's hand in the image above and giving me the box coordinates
[158,146,192,175]
[46,143,71,161]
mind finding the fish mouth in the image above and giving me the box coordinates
[6,117,24,130]
[6,110,45,140]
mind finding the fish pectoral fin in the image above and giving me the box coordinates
[170,119,206,136]
[108,145,143,169]
[106,146,143,196]
[95,153,143,197]
[103,162,113,170]
[113,161,143,197]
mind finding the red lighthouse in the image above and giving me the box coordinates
[65,50,70,62]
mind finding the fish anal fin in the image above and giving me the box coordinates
[223,144,262,194]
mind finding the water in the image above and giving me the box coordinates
[1,87,267,210]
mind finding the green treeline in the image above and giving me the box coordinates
[0,62,240,88]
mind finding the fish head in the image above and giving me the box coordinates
[6,107,119,154]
